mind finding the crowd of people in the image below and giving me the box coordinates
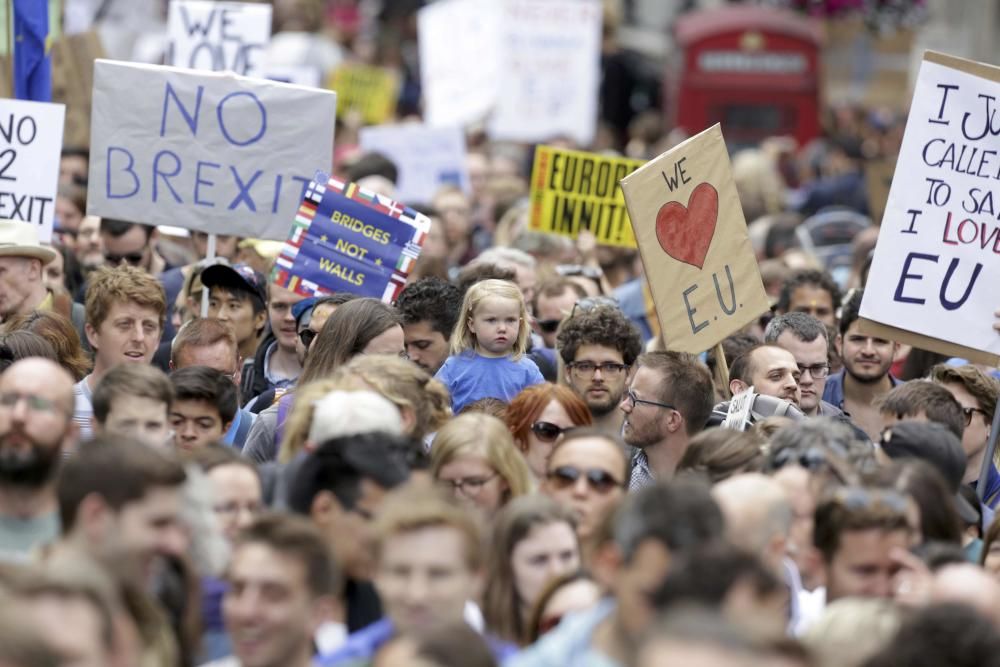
[4,1,1000,666]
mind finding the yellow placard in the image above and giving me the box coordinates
[327,64,400,126]
[528,145,644,248]
[620,124,770,354]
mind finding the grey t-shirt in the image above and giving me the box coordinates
[0,512,60,563]
[241,403,280,463]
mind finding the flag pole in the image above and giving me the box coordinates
[6,0,13,96]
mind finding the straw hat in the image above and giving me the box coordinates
[0,220,57,265]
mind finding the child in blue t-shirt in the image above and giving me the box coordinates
[435,278,544,413]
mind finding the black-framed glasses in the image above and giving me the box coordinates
[536,319,562,334]
[298,328,319,348]
[568,361,629,378]
[797,363,830,379]
[439,472,499,496]
[105,250,145,266]
[569,296,619,319]
[962,406,988,426]
[546,465,622,494]
[623,388,674,411]
[531,421,568,443]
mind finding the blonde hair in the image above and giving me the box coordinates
[430,413,534,504]
[450,279,529,359]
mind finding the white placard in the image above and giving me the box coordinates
[487,0,602,146]
[87,59,336,240]
[0,99,65,243]
[359,124,470,205]
[418,0,502,128]
[167,0,272,78]
[860,55,1000,357]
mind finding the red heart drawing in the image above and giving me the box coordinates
[654,182,719,269]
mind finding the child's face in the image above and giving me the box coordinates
[469,296,522,357]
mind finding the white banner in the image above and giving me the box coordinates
[87,59,336,240]
[167,0,272,78]
[487,0,602,146]
[359,124,470,204]
[0,99,65,243]
[861,53,1000,357]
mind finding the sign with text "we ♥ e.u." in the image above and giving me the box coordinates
[860,51,1000,365]
[87,60,336,240]
[0,99,65,243]
[621,124,770,354]
[167,0,272,78]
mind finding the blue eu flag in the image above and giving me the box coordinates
[12,0,51,102]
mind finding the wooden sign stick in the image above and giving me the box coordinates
[712,340,730,400]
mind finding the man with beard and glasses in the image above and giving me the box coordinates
[619,352,714,489]
[0,358,78,562]
[823,289,901,441]
[557,305,643,438]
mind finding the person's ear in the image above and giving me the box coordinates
[309,490,344,526]
[221,420,234,435]
[834,333,843,358]
[84,322,100,351]
[77,493,112,545]
[253,309,267,331]
[397,405,416,436]
[730,378,749,396]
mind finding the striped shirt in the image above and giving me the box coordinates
[73,376,94,442]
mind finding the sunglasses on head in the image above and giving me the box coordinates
[531,421,568,443]
[547,465,622,494]
[105,251,145,266]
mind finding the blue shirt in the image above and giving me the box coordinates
[318,618,517,665]
[822,369,902,410]
[435,352,544,413]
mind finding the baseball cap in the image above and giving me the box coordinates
[200,263,267,305]
[880,420,979,523]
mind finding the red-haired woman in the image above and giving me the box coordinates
[506,382,592,480]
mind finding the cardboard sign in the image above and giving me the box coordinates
[0,99,65,242]
[51,31,104,149]
[358,124,470,205]
[167,0,272,78]
[859,52,1000,365]
[621,124,770,354]
[272,175,429,302]
[87,60,336,240]
[418,0,502,128]
[529,145,643,248]
[327,63,400,126]
[488,0,602,146]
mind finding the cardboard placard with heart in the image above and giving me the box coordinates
[620,124,770,354]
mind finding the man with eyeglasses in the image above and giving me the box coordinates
[620,351,715,489]
[766,312,844,418]
[557,304,643,438]
[0,358,77,563]
[541,428,628,540]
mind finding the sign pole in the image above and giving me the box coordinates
[713,341,730,401]
[977,403,1000,502]
[200,232,216,318]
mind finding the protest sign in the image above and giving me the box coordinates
[167,0,272,78]
[488,0,602,146]
[87,60,336,240]
[529,145,643,248]
[327,64,400,126]
[621,124,770,354]
[272,175,429,302]
[859,52,1000,365]
[0,99,65,242]
[418,0,502,128]
[359,124,469,204]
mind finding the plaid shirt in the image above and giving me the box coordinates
[629,450,655,490]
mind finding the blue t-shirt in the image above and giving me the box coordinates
[435,351,545,413]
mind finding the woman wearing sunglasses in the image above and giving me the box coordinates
[431,413,533,518]
[506,383,593,480]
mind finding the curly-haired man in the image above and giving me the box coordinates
[395,277,463,374]
[556,305,643,436]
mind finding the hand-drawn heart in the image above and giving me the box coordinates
[654,182,719,269]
